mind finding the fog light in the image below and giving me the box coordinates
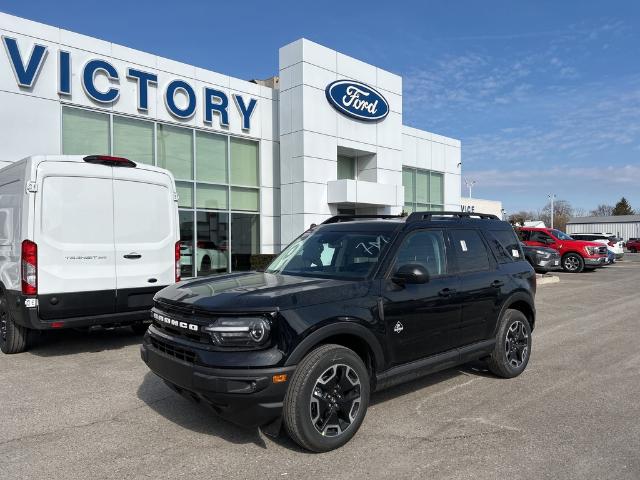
[272,374,288,384]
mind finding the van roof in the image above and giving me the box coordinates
[20,155,175,177]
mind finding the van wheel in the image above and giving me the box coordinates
[562,253,584,273]
[283,344,370,452]
[130,322,149,335]
[486,309,531,379]
[0,294,29,354]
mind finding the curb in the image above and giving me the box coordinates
[536,274,560,286]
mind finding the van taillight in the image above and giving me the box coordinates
[21,240,37,295]
[175,241,181,283]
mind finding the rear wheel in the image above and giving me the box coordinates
[630,247,637,253]
[0,294,29,354]
[486,309,532,378]
[562,253,584,273]
[200,256,211,274]
[283,344,370,452]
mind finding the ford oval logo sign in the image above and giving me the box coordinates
[325,80,389,122]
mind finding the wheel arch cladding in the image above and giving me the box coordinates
[506,298,536,331]
[284,322,385,373]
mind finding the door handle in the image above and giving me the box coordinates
[491,280,504,288]
[123,253,142,259]
[438,288,456,297]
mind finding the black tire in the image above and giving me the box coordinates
[486,309,532,379]
[630,248,637,253]
[200,256,211,274]
[130,322,149,335]
[562,253,584,273]
[0,294,29,354]
[283,344,370,452]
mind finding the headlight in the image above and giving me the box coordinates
[535,249,551,256]
[203,317,271,347]
[585,246,598,255]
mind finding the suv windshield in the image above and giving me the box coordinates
[266,228,394,279]
[551,229,573,240]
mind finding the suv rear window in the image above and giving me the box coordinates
[450,229,491,273]
[487,229,522,263]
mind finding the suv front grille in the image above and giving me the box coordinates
[150,337,197,363]
[597,246,608,255]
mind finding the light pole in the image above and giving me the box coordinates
[548,193,556,229]
[465,179,476,198]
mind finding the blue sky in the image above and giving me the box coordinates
[2,0,639,214]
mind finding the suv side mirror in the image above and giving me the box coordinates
[544,238,555,245]
[392,264,430,285]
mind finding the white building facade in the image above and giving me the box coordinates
[0,12,462,277]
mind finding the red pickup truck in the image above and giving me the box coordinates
[626,238,640,253]
[516,227,607,273]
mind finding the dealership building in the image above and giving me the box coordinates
[0,12,462,276]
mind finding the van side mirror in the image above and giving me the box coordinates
[392,264,430,285]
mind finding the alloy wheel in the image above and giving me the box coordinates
[505,320,529,368]
[309,364,362,437]
[564,256,580,271]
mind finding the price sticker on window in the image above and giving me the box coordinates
[512,249,520,258]
[460,240,468,252]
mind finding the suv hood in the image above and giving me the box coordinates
[155,271,370,312]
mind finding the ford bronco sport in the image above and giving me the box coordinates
[141,212,536,452]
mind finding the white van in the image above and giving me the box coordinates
[0,155,180,354]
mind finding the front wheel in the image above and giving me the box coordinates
[283,344,370,452]
[0,294,29,354]
[486,309,532,378]
[562,253,584,273]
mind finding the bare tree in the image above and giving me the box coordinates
[540,199,573,232]
[590,204,614,216]
[507,210,538,227]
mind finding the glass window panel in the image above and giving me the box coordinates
[196,211,229,275]
[231,187,259,212]
[402,168,415,204]
[429,204,444,211]
[230,138,258,186]
[196,131,227,184]
[113,116,154,165]
[178,211,195,278]
[196,183,228,210]
[416,170,429,204]
[157,124,193,180]
[176,181,193,208]
[62,107,109,155]
[337,155,356,180]
[231,213,260,271]
[429,172,444,204]
[394,230,447,277]
[451,229,491,273]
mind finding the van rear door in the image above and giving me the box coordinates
[35,162,117,318]
[112,167,177,313]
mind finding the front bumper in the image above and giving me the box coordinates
[584,256,606,267]
[140,330,295,427]
[537,256,561,271]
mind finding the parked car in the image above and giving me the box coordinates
[0,155,180,354]
[520,243,561,272]
[180,240,228,275]
[141,211,536,452]
[570,233,624,260]
[517,227,607,273]
[626,238,640,253]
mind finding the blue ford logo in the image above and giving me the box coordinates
[325,80,389,122]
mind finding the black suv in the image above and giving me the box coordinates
[141,212,536,452]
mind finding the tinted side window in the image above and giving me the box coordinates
[451,229,491,273]
[394,230,447,277]
[529,231,554,243]
[516,229,529,241]
[487,229,523,263]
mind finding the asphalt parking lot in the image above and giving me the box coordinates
[2,256,639,480]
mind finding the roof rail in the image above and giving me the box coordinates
[406,211,499,223]
[321,214,405,225]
